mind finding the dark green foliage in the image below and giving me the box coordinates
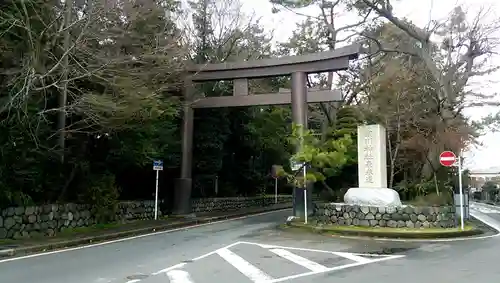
[0,0,298,218]
[78,173,121,223]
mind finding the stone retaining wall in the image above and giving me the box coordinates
[0,196,292,239]
[313,203,456,228]
[191,196,290,213]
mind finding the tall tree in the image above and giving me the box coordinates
[185,0,286,197]
[271,0,374,132]
[0,0,186,206]
[356,1,500,179]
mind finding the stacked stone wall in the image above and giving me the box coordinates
[0,196,292,239]
[313,203,456,228]
[191,196,290,213]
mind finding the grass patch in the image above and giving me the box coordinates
[0,238,17,246]
[262,194,293,198]
[294,222,474,232]
[56,222,124,237]
[56,215,182,237]
[0,222,133,245]
[285,220,483,239]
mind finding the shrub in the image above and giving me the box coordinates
[409,192,453,206]
[78,174,121,223]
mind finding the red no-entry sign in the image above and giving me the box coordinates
[439,151,457,167]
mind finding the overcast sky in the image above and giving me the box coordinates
[237,0,500,171]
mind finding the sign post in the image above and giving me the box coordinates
[290,160,307,224]
[274,178,278,204]
[153,160,163,220]
[271,165,279,204]
[303,164,307,224]
[457,153,464,230]
[439,151,464,230]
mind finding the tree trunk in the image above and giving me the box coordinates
[58,0,73,163]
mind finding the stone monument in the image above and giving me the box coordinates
[343,124,402,207]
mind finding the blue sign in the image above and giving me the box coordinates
[153,160,163,171]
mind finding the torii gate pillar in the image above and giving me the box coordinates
[290,72,311,217]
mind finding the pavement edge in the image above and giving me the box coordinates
[284,222,484,239]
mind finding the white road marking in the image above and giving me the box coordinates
[475,207,498,214]
[470,203,500,214]
[152,242,245,275]
[95,278,114,283]
[166,270,194,283]
[267,254,404,283]
[470,209,500,231]
[153,241,405,283]
[473,202,500,209]
[146,210,500,283]
[253,242,393,258]
[125,280,141,283]
[0,209,289,264]
[216,248,273,282]
[191,241,243,261]
[152,263,187,275]
[270,248,328,272]
[332,252,371,264]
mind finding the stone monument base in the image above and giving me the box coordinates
[344,187,402,207]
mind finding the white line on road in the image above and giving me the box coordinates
[473,207,499,214]
[472,203,500,213]
[252,242,391,258]
[473,202,500,210]
[332,252,372,264]
[216,248,273,282]
[166,270,195,283]
[152,263,187,275]
[269,248,328,272]
[191,241,243,261]
[267,254,405,283]
[470,210,500,231]
[152,241,404,283]
[0,209,289,264]
[152,242,245,275]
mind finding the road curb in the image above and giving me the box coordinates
[284,222,484,239]
[0,248,14,257]
[0,205,291,258]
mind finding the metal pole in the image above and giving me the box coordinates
[274,178,278,204]
[458,154,464,230]
[303,165,307,224]
[155,170,159,220]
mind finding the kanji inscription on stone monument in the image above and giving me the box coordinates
[357,124,387,188]
[363,128,374,184]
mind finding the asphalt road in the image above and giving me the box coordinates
[1,205,500,283]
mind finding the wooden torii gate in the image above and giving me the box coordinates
[173,44,361,216]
